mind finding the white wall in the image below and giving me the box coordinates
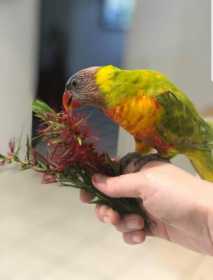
[118,0,212,172]
[0,0,39,154]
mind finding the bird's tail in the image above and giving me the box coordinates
[186,120,213,182]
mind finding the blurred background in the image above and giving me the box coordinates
[0,0,213,279]
[35,0,131,155]
[1,0,212,157]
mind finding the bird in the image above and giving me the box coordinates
[64,65,213,182]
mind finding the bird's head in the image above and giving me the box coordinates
[63,65,121,112]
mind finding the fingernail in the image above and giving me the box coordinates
[132,234,142,243]
[92,174,107,185]
[103,216,111,223]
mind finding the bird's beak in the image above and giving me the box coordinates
[63,90,73,112]
[63,90,81,112]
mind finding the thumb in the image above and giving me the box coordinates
[92,173,146,198]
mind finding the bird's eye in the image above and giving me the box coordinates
[71,79,78,88]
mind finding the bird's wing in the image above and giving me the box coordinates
[155,91,212,152]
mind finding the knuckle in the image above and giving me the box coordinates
[124,215,145,230]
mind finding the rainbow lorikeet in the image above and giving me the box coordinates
[64,65,213,182]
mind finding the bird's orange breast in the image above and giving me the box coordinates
[104,95,175,155]
[105,95,162,138]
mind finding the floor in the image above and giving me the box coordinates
[1,166,213,280]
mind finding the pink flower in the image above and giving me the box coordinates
[8,139,15,157]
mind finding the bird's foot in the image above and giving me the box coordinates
[119,152,169,174]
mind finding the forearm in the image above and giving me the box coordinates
[178,175,213,255]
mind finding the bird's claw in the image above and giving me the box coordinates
[119,152,169,174]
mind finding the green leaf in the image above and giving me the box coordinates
[20,162,31,170]
[0,154,6,160]
[34,159,49,172]
[32,99,54,115]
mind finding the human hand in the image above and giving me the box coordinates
[80,161,213,255]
